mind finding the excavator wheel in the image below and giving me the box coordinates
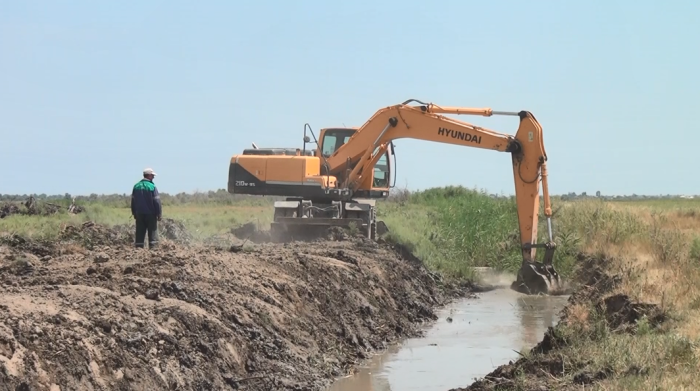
[375,220,389,237]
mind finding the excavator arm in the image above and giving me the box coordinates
[327,99,561,294]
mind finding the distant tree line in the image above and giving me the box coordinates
[1,188,696,206]
[559,191,696,201]
[0,189,281,207]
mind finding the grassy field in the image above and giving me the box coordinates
[0,195,275,241]
[3,188,700,389]
[512,196,700,390]
[3,188,700,280]
[0,187,588,279]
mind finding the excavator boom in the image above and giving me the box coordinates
[329,100,560,294]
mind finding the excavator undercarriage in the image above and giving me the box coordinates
[228,99,564,295]
[270,198,389,240]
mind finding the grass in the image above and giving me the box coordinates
[509,196,700,390]
[378,187,521,279]
[0,187,686,281]
[0,200,274,241]
[4,188,700,389]
[381,186,587,279]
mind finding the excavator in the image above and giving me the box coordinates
[227,99,562,295]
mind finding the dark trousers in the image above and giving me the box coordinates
[134,214,159,248]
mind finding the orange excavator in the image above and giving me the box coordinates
[227,99,561,295]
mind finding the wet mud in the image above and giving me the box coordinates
[328,288,569,391]
[0,222,475,391]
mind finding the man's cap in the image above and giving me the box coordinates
[143,168,157,176]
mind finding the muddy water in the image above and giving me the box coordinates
[328,287,569,391]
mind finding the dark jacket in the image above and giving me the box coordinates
[131,179,162,216]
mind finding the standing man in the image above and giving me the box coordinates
[131,168,162,249]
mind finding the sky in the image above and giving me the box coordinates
[1,0,698,197]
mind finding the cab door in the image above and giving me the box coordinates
[372,142,394,190]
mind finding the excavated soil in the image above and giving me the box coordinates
[451,254,668,391]
[0,222,473,391]
[0,199,82,219]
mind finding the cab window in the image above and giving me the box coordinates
[321,134,338,157]
[321,129,355,157]
[373,151,390,188]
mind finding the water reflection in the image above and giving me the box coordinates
[330,345,398,391]
[327,288,569,391]
[515,293,561,348]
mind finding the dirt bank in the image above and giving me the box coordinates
[0,197,83,219]
[0,222,474,391]
[450,254,668,391]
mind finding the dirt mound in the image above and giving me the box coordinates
[230,222,273,243]
[159,218,193,244]
[0,197,83,219]
[0,222,471,391]
[451,253,668,391]
[0,203,21,219]
[62,218,194,248]
[59,221,132,249]
[0,234,56,258]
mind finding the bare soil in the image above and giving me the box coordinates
[0,198,81,219]
[0,222,474,391]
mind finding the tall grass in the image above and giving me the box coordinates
[381,186,584,278]
[491,196,700,389]
[0,201,274,241]
[380,188,700,286]
[387,187,523,277]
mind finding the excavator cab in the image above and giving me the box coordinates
[310,127,395,198]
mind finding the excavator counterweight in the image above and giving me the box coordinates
[228,99,563,295]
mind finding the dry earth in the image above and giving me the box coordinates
[0,222,475,391]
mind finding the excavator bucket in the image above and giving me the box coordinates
[510,245,563,295]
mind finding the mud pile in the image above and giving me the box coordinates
[59,221,133,249]
[159,218,194,244]
[0,197,83,219]
[0,203,21,219]
[0,222,472,391]
[451,253,668,391]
